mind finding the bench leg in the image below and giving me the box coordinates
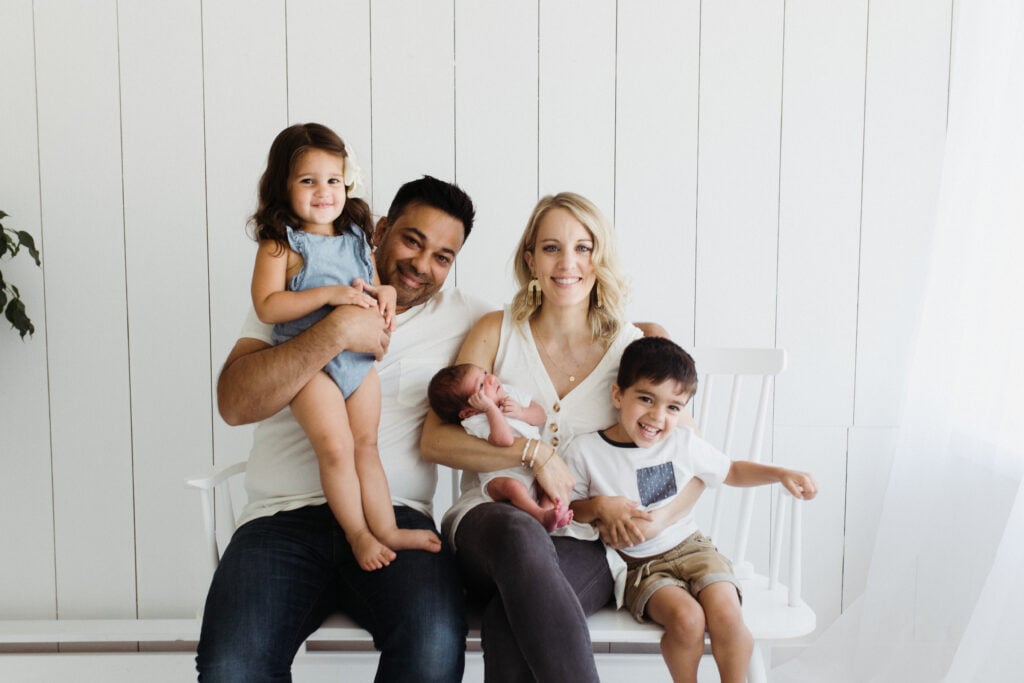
[748,641,768,683]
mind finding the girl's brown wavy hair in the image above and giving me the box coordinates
[248,123,373,253]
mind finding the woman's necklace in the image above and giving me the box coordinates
[534,332,600,384]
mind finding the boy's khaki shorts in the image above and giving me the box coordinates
[622,531,742,623]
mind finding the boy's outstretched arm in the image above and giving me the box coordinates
[724,461,818,500]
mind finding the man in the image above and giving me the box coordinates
[196,176,490,682]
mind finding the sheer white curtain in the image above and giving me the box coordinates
[778,2,1024,680]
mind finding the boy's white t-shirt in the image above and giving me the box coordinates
[235,288,491,527]
[563,427,732,558]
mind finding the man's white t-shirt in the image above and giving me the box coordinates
[235,288,491,527]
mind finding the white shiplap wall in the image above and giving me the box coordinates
[0,0,951,647]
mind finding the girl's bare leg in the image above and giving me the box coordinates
[485,477,573,531]
[290,371,395,570]
[348,368,441,555]
[698,582,752,683]
[645,585,707,683]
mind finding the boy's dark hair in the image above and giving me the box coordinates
[617,337,698,396]
[386,175,476,241]
[428,364,475,424]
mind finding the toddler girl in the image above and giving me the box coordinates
[249,122,441,570]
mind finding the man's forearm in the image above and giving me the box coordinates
[218,306,389,425]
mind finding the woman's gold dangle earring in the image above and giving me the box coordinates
[595,283,604,309]
[528,278,542,307]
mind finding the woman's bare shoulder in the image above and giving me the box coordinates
[456,309,506,366]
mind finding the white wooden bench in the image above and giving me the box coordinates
[0,349,814,682]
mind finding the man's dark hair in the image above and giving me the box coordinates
[617,337,698,396]
[428,364,475,424]
[386,175,476,240]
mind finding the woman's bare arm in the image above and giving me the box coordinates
[420,311,576,502]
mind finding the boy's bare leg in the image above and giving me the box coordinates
[291,371,395,570]
[349,368,441,556]
[485,477,572,531]
[698,582,752,683]
[645,585,706,683]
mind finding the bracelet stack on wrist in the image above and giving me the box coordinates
[527,440,542,468]
[521,439,534,466]
[522,439,555,471]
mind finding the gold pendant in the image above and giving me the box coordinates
[569,375,576,383]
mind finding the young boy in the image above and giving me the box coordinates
[428,363,574,531]
[564,337,817,683]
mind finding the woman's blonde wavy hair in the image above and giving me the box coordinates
[510,192,628,342]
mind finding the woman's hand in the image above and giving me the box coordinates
[531,443,574,507]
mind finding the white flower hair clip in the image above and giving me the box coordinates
[344,150,367,200]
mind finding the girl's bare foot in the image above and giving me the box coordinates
[349,528,397,571]
[380,528,442,554]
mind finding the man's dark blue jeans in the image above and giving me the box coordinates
[195,504,466,682]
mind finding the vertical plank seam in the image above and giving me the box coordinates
[771,0,788,562]
[284,1,290,123]
[32,0,60,622]
[774,0,786,353]
[844,0,872,613]
[852,0,871,428]
[113,0,142,620]
[199,0,217,486]
[536,0,541,201]
[612,0,619,228]
[452,0,458,288]
[368,0,376,219]
[692,0,703,349]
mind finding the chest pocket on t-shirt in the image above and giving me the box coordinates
[636,462,678,507]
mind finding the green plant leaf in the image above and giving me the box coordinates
[0,211,41,339]
[17,231,41,265]
[4,296,34,339]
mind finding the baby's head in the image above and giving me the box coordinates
[610,337,698,447]
[428,363,508,423]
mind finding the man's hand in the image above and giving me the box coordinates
[328,304,391,361]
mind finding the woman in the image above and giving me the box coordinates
[421,192,680,681]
